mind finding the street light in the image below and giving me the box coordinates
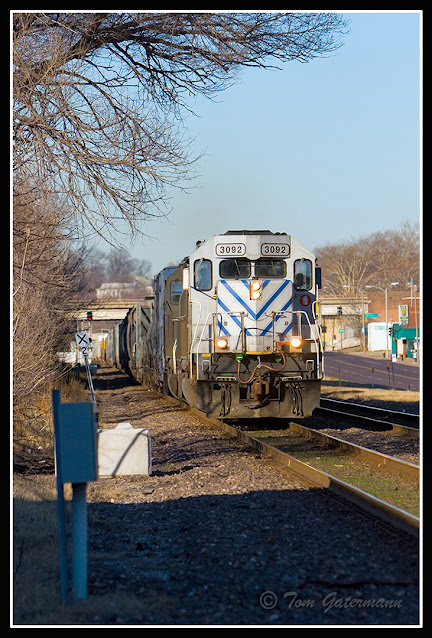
[365,283,399,358]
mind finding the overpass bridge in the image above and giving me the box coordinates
[70,298,152,324]
[65,298,154,362]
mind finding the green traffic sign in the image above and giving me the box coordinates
[364,313,379,318]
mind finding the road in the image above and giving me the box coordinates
[323,352,420,392]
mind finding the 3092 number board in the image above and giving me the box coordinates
[260,243,290,256]
[215,243,246,256]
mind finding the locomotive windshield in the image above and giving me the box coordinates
[255,259,286,278]
[219,258,286,279]
[219,259,250,279]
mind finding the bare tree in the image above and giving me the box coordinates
[13,185,87,403]
[13,12,349,241]
[12,11,350,407]
[315,238,376,295]
[103,248,152,283]
[365,221,420,289]
[316,220,420,296]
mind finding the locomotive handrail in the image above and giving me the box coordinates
[193,308,234,379]
[192,308,323,380]
[195,311,244,378]
[190,301,202,379]
[172,339,177,374]
[311,300,325,377]
[195,312,218,380]
[264,309,323,379]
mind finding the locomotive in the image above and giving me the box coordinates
[108,230,324,418]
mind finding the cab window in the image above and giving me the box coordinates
[255,259,286,278]
[194,259,212,291]
[170,280,183,302]
[294,259,312,290]
[219,259,251,279]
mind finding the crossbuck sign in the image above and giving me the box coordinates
[75,331,96,403]
[75,331,90,356]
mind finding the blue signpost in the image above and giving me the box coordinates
[52,390,98,602]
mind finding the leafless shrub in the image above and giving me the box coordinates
[12,183,86,404]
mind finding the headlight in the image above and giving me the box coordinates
[290,337,302,348]
[250,280,262,300]
[216,337,229,349]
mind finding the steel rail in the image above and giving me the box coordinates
[201,414,420,538]
[319,397,419,430]
[315,407,419,439]
[286,421,419,480]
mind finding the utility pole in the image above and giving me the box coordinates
[414,284,419,364]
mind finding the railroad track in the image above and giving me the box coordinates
[317,398,419,435]
[285,421,419,480]
[139,377,421,538]
[197,412,420,538]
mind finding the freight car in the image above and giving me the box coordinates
[111,230,324,418]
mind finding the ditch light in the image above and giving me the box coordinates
[290,337,302,349]
[216,337,229,349]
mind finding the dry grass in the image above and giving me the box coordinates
[12,372,168,625]
[13,370,90,474]
[321,378,420,414]
[13,475,68,624]
[12,474,163,625]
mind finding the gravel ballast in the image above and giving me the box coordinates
[83,367,420,626]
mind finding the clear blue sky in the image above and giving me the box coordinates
[129,11,421,276]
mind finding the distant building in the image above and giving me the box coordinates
[96,282,153,300]
[319,295,367,350]
[319,288,420,357]
[367,289,420,330]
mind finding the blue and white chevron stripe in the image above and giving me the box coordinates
[217,279,293,343]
